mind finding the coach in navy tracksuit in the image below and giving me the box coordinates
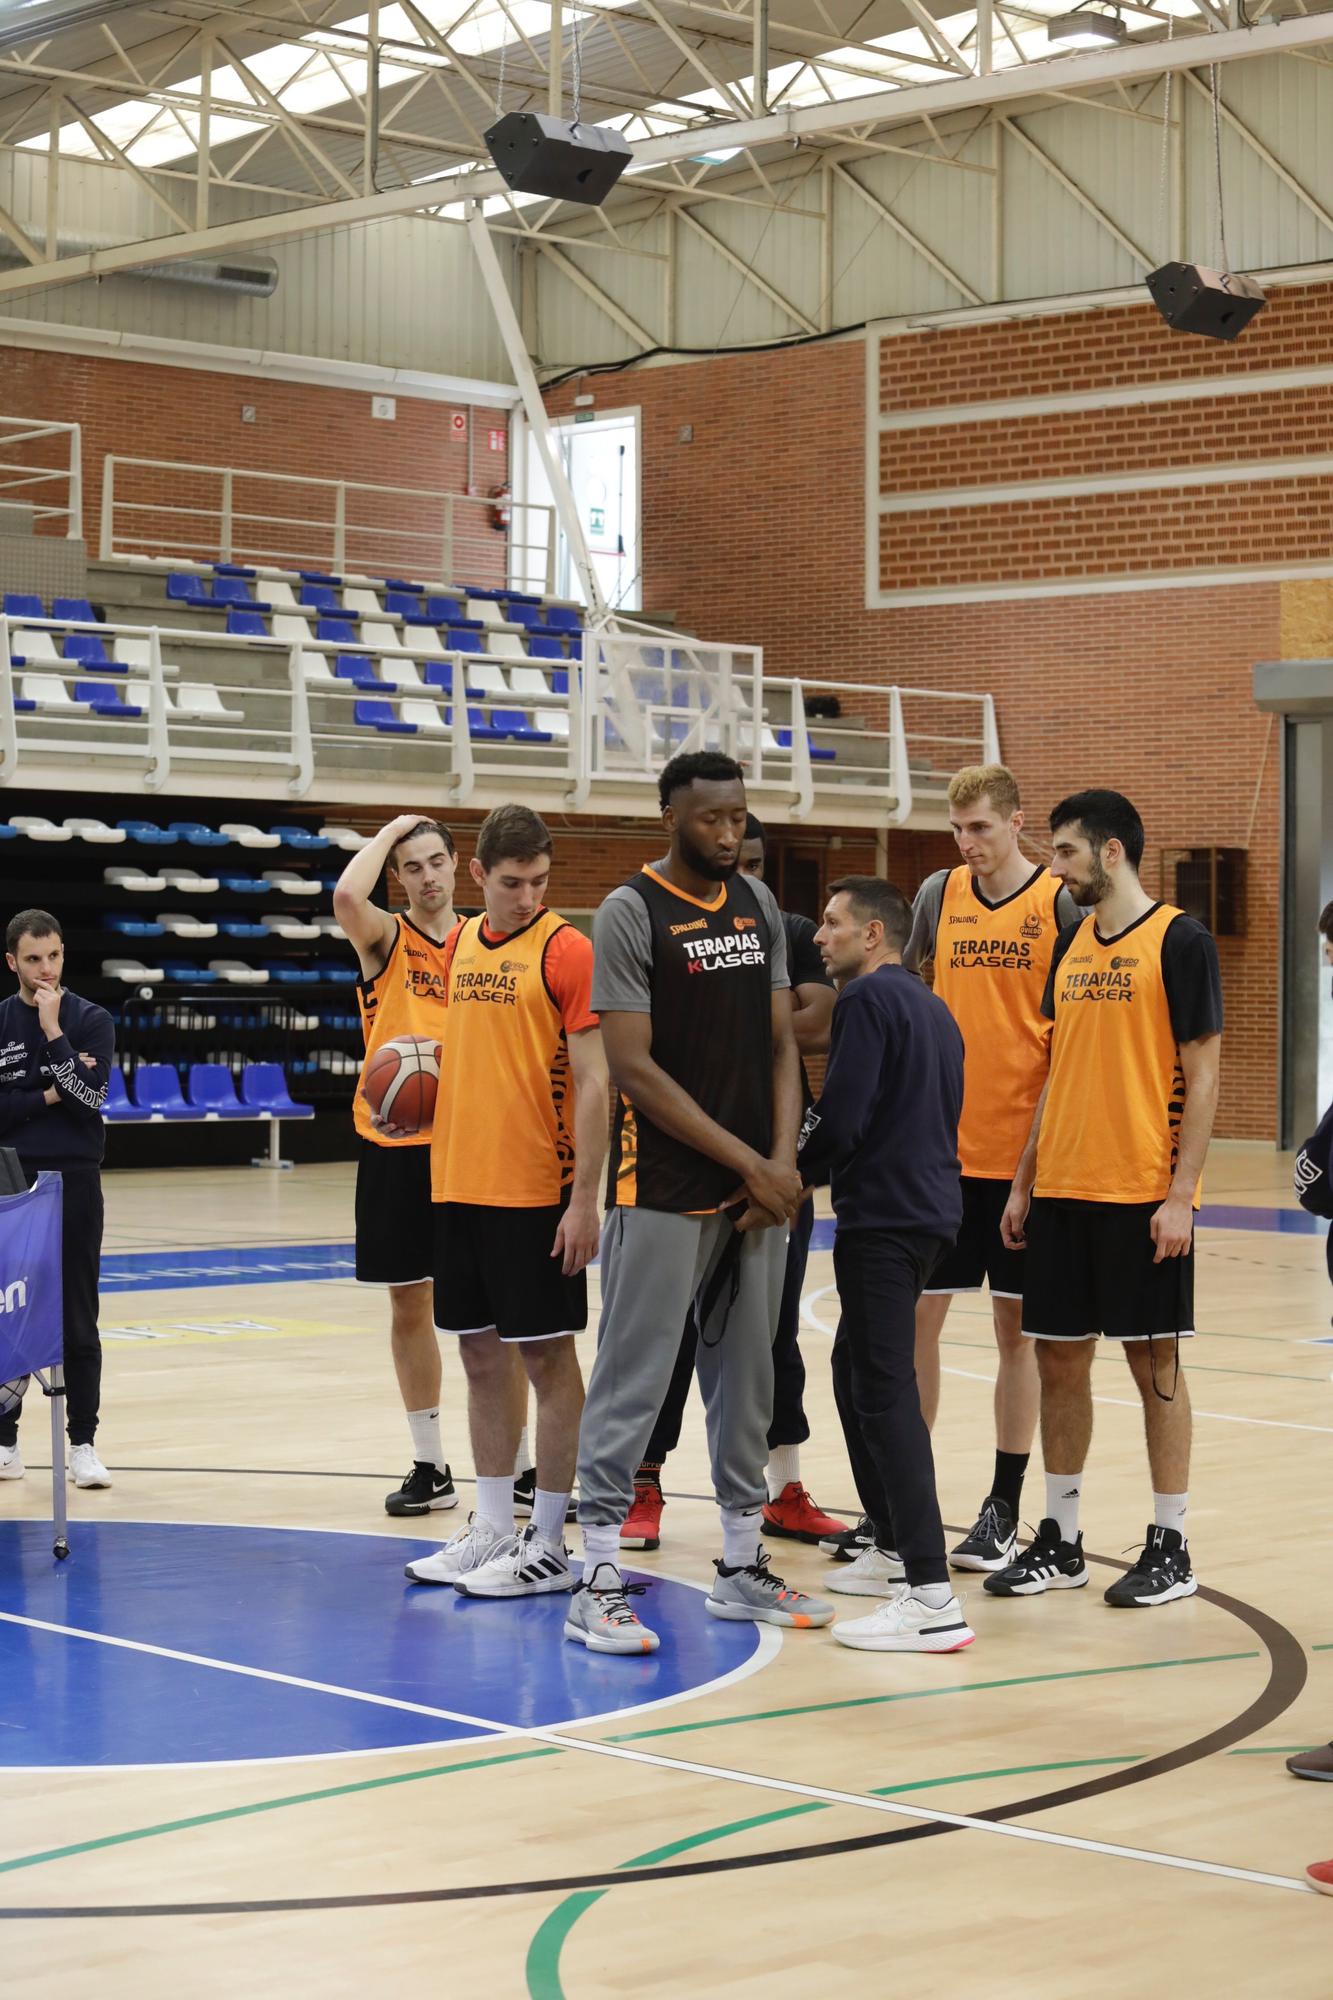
[798,876,970,1653]
[0,908,114,1485]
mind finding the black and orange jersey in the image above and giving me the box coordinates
[924,863,1066,1180]
[430,908,597,1208]
[354,916,456,1147]
[1034,903,1223,1206]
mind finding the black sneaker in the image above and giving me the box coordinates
[984,1517,1088,1596]
[1103,1525,1197,1607]
[385,1461,458,1518]
[950,1494,1019,1573]
[512,1468,577,1521]
[819,1512,874,1561]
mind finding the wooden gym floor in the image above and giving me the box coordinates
[1,1144,1330,1997]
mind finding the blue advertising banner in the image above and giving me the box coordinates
[0,1172,64,1379]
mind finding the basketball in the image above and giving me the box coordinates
[0,1376,29,1418]
[360,1035,441,1135]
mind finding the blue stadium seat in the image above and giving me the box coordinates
[226,608,268,637]
[301,583,341,613]
[209,576,259,607]
[335,655,393,692]
[448,627,483,653]
[313,959,356,984]
[0,824,17,839]
[385,590,433,625]
[382,576,422,591]
[4,591,43,618]
[105,916,164,937]
[63,631,117,669]
[503,600,541,627]
[11,693,34,713]
[300,570,342,585]
[118,820,177,844]
[546,606,582,632]
[270,825,330,851]
[169,821,231,847]
[422,661,455,691]
[219,919,270,938]
[354,698,415,735]
[550,669,570,696]
[492,709,553,743]
[467,706,500,741]
[53,597,97,622]
[241,1064,315,1118]
[425,595,467,624]
[75,681,143,717]
[104,1069,151,1123]
[134,1064,203,1116]
[187,1064,255,1118]
[775,727,837,764]
[166,573,206,604]
[269,965,320,985]
[162,962,213,985]
[529,636,565,661]
[317,617,358,646]
[213,563,255,578]
[218,873,269,893]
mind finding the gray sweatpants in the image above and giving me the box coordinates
[576,1206,787,1527]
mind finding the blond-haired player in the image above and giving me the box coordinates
[903,765,1078,1573]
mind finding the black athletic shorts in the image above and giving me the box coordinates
[923,1176,1023,1299]
[355,1138,434,1286]
[433,1191,588,1342]
[1022,1196,1196,1342]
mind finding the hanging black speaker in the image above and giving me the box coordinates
[484,113,632,206]
[1145,262,1267,342]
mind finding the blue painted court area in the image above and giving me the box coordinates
[96,1200,1330,1294]
[0,1522,761,1768]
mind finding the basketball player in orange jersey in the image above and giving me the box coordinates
[335,815,482,1519]
[989,789,1222,1608]
[404,803,608,1598]
[901,766,1079,1576]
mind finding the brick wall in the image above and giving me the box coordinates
[542,280,1333,1141]
[0,345,512,571]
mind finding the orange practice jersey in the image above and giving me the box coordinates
[430,909,597,1208]
[929,863,1064,1180]
[1035,903,1197,1207]
[354,916,456,1146]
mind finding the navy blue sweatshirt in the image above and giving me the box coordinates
[0,989,114,1167]
[1294,1099,1333,1283]
[798,962,964,1238]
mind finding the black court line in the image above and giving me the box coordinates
[0,1558,1305,1919]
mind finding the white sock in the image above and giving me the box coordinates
[720,1505,763,1569]
[514,1427,532,1477]
[1153,1491,1188,1534]
[407,1407,445,1472]
[533,1488,570,1545]
[1045,1472,1082,1544]
[475,1475,514,1536]
[765,1444,800,1500]
[914,1581,954,1609]
[581,1522,621,1568]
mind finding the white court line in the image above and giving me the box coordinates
[0,1608,1312,1894]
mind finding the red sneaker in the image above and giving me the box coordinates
[621,1480,664,1551]
[1307,1859,1333,1897]
[762,1482,848,1546]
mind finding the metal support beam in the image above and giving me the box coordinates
[831,158,983,305]
[999,114,1155,270]
[196,36,211,229]
[1182,66,1333,244]
[676,202,818,332]
[977,0,994,77]
[538,240,655,347]
[466,204,606,621]
[753,0,769,114]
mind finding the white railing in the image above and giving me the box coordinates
[99,455,555,596]
[0,614,997,820]
[0,417,82,540]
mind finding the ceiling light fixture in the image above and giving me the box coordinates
[1047,7,1128,48]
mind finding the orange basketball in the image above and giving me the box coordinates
[361,1035,441,1136]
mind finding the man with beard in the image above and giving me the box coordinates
[567,753,835,1654]
[990,790,1223,1609]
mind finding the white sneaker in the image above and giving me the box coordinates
[404,1513,507,1585]
[832,1586,975,1654]
[455,1521,575,1598]
[68,1444,112,1488]
[564,1561,660,1653]
[825,1544,906,1596]
[0,1443,23,1480]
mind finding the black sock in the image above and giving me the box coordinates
[991,1450,1029,1517]
[635,1461,663,1489]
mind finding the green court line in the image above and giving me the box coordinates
[603,1650,1260,1743]
[1227,1746,1321,1756]
[0,1745,561,1878]
[524,1757,1137,2000]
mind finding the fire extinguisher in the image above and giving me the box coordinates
[490,484,511,534]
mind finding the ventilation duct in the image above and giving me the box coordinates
[0,237,279,297]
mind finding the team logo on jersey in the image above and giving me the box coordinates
[501,960,524,974]
[403,944,427,960]
[1020,912,1043,939]
[1110,956,1139,971]
[734,915,757,932]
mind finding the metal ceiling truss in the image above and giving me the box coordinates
[0,0,1327,348]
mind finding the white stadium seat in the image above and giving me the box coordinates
[209,960,269,985]
[219,823,281,848]
[161,867,220,893]
[103,958,164,985]
[105,865,168,893]
[399,698,448,733]
[20,675,78,713]
[176,684,244,723]
[263,915,320,939]
[319,826,369,851]
[9,813,73,839]
[64,818,127,844]
[159,913,219,938]
[263,870,321,896]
